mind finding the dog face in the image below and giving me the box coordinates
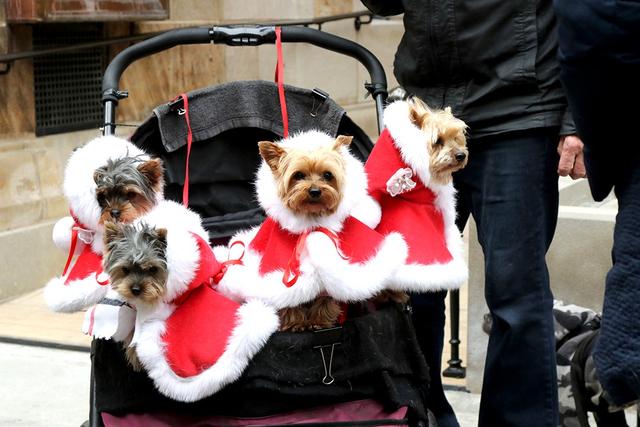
[408,97,468,185]
[258,136,352,217]
[103,221,168,305]
[93,157,164,224]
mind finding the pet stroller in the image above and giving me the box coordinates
[91,25,431,426]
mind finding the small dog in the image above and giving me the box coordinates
[407,96,468,185]
[364,95,469,295]
[103,221,168,370]
[103,221,168,305]
[93,156,164,225]
[258,137,347,219]
[257,136,353,332]
[381,96,468,303]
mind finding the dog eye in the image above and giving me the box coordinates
[121,267,130,275]
[96,194,106,208]
[293,171,305,180]
[323,171,334,181]
[126,191,137,200]
[434,138,444,146]
[148,266,157,274]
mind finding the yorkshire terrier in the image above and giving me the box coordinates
[102,221,168,369]
[369,95,469,304]
[103,221,168,305]
[407,96,468,185]
[93,156,164,225]
[258,136,348,219]
[257,136,353,332]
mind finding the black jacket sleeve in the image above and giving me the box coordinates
[559,106,577,136]
[360,0,404,16]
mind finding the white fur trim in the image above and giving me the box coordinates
[133,299,279,402]
[306,231,408,301]
[383,101,433,187]
[137,200,207,241]
[216,227,324,309]
[350,194,381,229]
[389,259,468,292]
[52,216,79,253]
[63,136,149,234]
[163,231,200,303]
[43,275,108,313]
[219,254,323,310]
[255,130,371,234]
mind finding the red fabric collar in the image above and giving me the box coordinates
[248,216,385,279]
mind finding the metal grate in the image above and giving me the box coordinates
[33,24,106,136]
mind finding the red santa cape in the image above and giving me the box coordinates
[130,201,279,402]
[44,136,152,314]
[364,101,468,292]
[215,130,407,308]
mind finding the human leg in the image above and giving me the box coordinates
[411,291,460,427]
[593,162,640,407]
[407,174,474,427]
[454,129,560,427]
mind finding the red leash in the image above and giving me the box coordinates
[175,92,193,207]
[274,27,289,138]
[212,241,246,285]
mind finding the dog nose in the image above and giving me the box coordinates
[308,188,322,199]
[110,209,121,219]
[130,284,142,296]
[455,152,467,162]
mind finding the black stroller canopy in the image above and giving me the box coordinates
[131,80,374,242]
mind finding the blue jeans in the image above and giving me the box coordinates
[455,129,560,426]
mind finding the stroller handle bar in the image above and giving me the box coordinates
[102,26,388,135]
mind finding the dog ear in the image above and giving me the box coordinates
[333,135,353,150]
[137,158,165,191]
[103,221,123,244]
[93,168,105,185]
[407,96,431,128]
[155,227,168,245]
[258,141,287,173]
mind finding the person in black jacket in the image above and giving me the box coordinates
[554,0,640,414]
[360,1,586,426]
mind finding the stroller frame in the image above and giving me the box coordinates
[101,25,388,137]
[92,25,414,427]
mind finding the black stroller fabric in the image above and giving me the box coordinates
[131,81,373,242]
[93,304,429,423]
[93,81,429,425]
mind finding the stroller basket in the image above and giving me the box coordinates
[91,25,430,427]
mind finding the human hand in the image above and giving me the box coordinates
[557,135,586,179]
